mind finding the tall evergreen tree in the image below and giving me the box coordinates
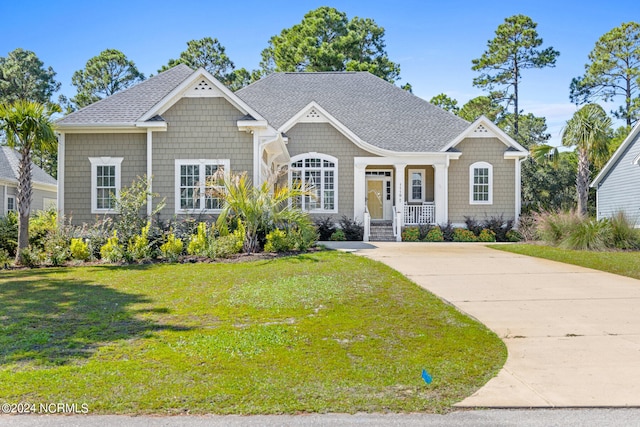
[472,15,559,135]
[260,7,401,83]
[0,48,60,104]
[71,49,145,109]
[569,22,640,126]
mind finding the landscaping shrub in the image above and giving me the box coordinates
[82,218,114,259]
[208,223,244,258]
[423,226,444,242]
[0,248,10,268]
[506,229,523,242]
[464,217,483,236]
[315,216,336,241]
[127,222,154,262]
[19,245,43,268]
[560,218,611,251]
[208,234,242,258]
[418,224,434,240]
[477,228,497,242]
[516,213,536,241]
[28,208,57,249]
[160,232,184,262]
[535,210,582,245]
[439,221,455,242]
[338,216,363,241]
[0,211,18,256]
[453,228,477,242]
[187,222,213,256]
[114,175,165,248]
[43,231,70,266]
[609,212,640,250]
[329,229,346,241]
[481,215,515,242]
[100,232,125,263]
[70,238,90,261]
[264,229,292,252]
[401,226,420,242]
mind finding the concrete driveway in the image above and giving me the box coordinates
[354,242,640,407]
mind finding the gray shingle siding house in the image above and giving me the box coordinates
[56,65,528,240]
[591,121,640,226]
[0,146,58,215]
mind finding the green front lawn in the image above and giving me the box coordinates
[0,251,505,414]
[490,244,640,280]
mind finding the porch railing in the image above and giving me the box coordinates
[403,202,435,225]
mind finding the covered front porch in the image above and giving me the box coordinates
[354,155,459,242]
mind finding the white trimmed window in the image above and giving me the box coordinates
[175,159,229,213]
[470,161,493,204]
[289,153,337,212]
[89,157,123,213]
[408,169,425,202]
[6,195,16,212]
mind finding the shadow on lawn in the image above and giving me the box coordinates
[0,273,189,366]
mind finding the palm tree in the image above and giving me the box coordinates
[213,171,314,254]
[561,103,611,215]
[0,100,58,263]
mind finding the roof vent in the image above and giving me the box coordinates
[306,108,321,119]
[194,80,213,90]
[474,124,488,133]
[185,78,223,98]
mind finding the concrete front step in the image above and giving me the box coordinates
[369,225,396,242]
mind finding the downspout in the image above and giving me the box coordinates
[57,132,65,222]
[146,129,153,217]
[515,157,524,222]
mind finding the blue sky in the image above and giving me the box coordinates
[1,0,638,145]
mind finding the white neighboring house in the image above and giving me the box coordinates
[0,146,58,216]
[591,121,640,226]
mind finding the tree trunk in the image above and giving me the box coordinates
[626,74,632,127]
[576,148,590,216]
[514,60,519,136]
[15,146,33,264]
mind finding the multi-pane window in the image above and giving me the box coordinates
[470,162,493,204]
[408,169,424,202]
[290,154,337,212]
[89,157,123,213]
[96,165,117,210]
[175,159,229,213]
[6,196,15,212]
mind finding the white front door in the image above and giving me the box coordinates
[366,175,393,221]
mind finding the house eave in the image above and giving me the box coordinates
[0,178,57,192]
[237,119,268,131]
[591,120,640,188]
[504,151,529,159]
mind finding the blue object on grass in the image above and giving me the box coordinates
[422,369,432,384]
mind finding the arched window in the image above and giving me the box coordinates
[469,161,493,205]
[289,153,338,212]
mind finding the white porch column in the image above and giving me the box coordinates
[353,162,367,224]
[434,162,448,224]
[515,158,524,220]
[394,163,406,241]
[146,129,153,217]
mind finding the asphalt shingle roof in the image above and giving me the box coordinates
[56,64,194,125]
[236,72,470,152]
[0,146,57,186]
